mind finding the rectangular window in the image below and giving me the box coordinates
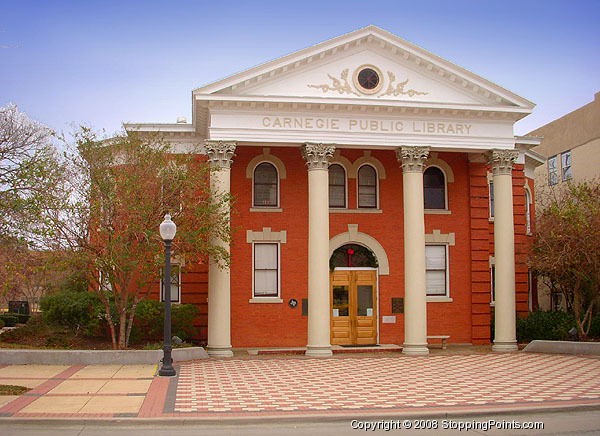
[253,243,279,297]
[561,150,572,181]
[491,265,496,304]
[489,181,494,218]
[426,245,447,296]
[160,264,181,303]
[548,156,558,186]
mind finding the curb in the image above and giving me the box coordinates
[1,402,599,425]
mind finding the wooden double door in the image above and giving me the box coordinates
[330,270,378,345]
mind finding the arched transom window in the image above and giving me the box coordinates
[424,167,446,209]
[253,162,278,207]
[357,165,377,208]
[329,164,346,208]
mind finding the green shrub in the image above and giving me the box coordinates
[516,311,576,342]
[130,300,200,342]
[39,290,104,336]
[0,314,18,327]
[0,318,5,328]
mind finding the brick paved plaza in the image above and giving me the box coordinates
[1,352,599,418]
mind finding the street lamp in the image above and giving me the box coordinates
[159,213,177,377]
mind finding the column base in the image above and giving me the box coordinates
[492,341,518,352]
[207,346,234,358]
[305,345,333,357]
[402,343,430,355]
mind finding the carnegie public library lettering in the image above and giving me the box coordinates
[126,26,544,356]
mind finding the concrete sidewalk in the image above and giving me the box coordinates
[0,351,599,420]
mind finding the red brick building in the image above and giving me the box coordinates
[127,26,543,356]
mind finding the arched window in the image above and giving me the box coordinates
[253,162,278,207]
[357,165,377,208]
[329,164,346,208]
[424,167,446,209]
[525,188,532,234]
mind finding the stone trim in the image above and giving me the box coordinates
[329,151,353,176]
[425,229,455,246]
[245,148,287,179]
[205,140,236,169]
[396,146,430,173]
[425,152,455,182]
[329,224,390,275]
[487,149,518,175]
[350,151,387,179]
[246,227,287,244]
[301,143,336,170]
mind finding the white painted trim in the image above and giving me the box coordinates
[251,242,281,300]
[249,298,283,304]
[356,163,379,209]
[425,209,451,215]
[329,208,382,214]
[425,244,450,298]
[427,296,453,303]
[250,207,283,213]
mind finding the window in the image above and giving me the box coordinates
[490,264,496,304]
[160,264,181,303]
[253,243,279,298]
[561,150,572,181]
[329,164,346,208]
[426,245,447,296]
[357,165,377,208]
[525,188,532,234]
[548,155,558,186]
[489,181,494,218]
[424,167,446,209]
[253,162,278,207]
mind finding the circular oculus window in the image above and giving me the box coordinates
[353,65,383,94]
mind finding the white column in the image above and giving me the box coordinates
[301,142,335,357]
[488,150,519,352]
[205,140,236,358]
[397,146,430,355]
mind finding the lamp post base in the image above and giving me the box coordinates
[159,345,177,377]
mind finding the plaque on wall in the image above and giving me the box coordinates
[302,298,308,316]
[391,297,404,314]
[288,298,298,308]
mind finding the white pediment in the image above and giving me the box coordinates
[194,26,534,111]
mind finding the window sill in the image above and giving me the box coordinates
[249,297,283,303]
[329,209,382,214]
[489,217,495,223]
[427,296,453,303]
[250,207,282,213]
[490,301,495,307]
[425,209,451,215]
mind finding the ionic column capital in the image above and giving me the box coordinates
[301,143,336,170]
[487,149,518,176]
[396,146,430,173]
[205,140,236,169]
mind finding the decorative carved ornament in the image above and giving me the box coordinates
[204,140,236,169]
[487,150,518,175]
[308,69,427,98]
[396,146,430,173]
[378,72,428,98]
[308,69,360,96]
[301,143,336,170]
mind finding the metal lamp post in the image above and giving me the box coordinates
[159,214,177,377]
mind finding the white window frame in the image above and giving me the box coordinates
[160,263,181,304]
[252,161,280,208]
[356,164,379,209]
[252,242,281,300]
[561,150,572,182]
[423,165,448,211]
[425,244,449,299]
[328,163,348,209]
[548,155,559,186]
[490,256,496,306]
[525,186,532,235]
[246,227,286,303]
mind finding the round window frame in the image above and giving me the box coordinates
[353,65,384,95]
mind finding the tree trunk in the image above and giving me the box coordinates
[118,311,127,349]
[125,300,139,347]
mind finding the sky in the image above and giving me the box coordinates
[1,0,599,137]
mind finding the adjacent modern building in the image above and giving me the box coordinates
[126,26,542,356]
[527,91,600,310]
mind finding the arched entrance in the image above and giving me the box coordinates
[330,244,378,345]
